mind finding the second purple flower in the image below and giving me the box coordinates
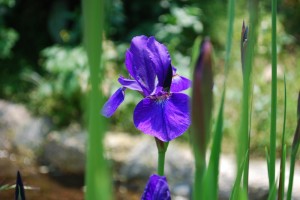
[101,35,191,142]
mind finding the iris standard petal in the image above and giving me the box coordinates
[141,174,171,200]
[101,88,125,117]
[133,93,190,142]
[126,36,156,96]
[147,36,171,87]
[118,76,143,92]
[170,75,192,92]
[125,50,134,77]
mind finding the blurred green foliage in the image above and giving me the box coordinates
[0,0,18,58]
[281,0,300,45]
[27,46,88,127]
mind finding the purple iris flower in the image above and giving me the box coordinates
[101,35,191,142]
[141,174,171,200]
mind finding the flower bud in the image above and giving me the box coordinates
[141,174,171,200]
[241,21,249,75]
[191,38,213,154]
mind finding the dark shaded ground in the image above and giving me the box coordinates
[0,155,84,200]
[0,173,84,200]
[0,157,141,200]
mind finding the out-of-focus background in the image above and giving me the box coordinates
[0,0,299,199]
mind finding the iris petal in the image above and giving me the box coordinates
[101,88,125,117]
[118,76,143,92]
[125,36,156,96]
[133,93,190,142]
[170,75,191,92]
[125,50,134,78]
[141,174,171,200]
[147,36,171,87]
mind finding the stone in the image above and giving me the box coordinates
[116,133,300,200]
[119,136,194,186]
[40,124,86,175]
[0,100,51,160]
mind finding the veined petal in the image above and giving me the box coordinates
[118,76,143,92]
[133,93,190,142]
[125,36,156,96]
[101,88,125,117]
[170,74,191,92]
[141,174,171,200]
[125,50,134,78]
[147,36,171,87]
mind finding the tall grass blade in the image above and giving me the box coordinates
[230,150,249,200]
[278,144,286,200]
[234,1,259,197]
[83,0,112,199]
[269,0,278,196]
[265,147,271,182]
[267,179,277,200]
[224,0,235,77]
[189,36,201,71]
[287,92,300,200]
[278,73,287,200]
[0,184,12,191]
[202,89,225,200]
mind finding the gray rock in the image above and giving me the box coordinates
[0,100,51,158]
[119,137,194,187]
[119,136,194,199]
[116,133,300,200]
[172,183,191,199]
[40,124,86,175]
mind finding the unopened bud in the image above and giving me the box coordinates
[241,21,249,75]
[191,38,213,152]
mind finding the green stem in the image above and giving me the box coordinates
[269,0,277,191]
[287,120,300,200]
[83,0,111,199]
[158,151,166,176]
[278,73,287,200]
[155,138,169,176]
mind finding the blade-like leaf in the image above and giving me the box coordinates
[278,72,287,200]
[202,89,225,200]
[15,171,25,200]
[287,92,300,200]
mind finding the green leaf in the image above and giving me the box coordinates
[278,72,287,200]
[83,0,112,199]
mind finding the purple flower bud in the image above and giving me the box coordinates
[141,174,171,200]
[241,21,249,74]
[191,38,213,152]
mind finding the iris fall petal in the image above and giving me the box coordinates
[101,88,125,117]
[133,93,190,142]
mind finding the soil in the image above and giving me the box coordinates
[0,157,141,200]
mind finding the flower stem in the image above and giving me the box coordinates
[158,151,166,176]
[155,138,169,176]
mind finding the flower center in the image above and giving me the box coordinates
[149,91,171,103]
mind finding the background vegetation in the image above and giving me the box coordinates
[0,0,299,155]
